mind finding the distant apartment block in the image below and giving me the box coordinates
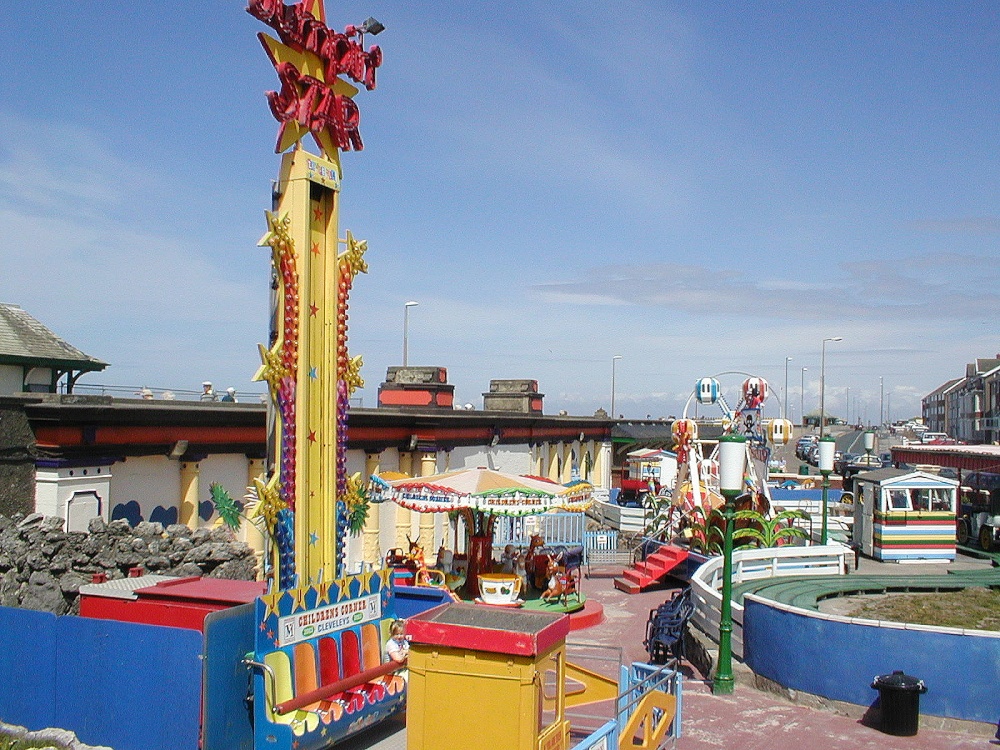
[922,356,1000,444]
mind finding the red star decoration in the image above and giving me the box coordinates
[311,241,321,255]
[313,205,324,222]
[308,430,317,443]
[309,303,319,317]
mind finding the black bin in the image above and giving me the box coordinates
[871,670,927,736]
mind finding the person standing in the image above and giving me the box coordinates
[200,381,218,401]
[221,387,238,403]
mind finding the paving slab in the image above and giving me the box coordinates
[334,561,998,749]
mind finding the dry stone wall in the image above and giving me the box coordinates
[0,512,258,615]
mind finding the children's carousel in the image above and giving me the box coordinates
[368,468,593,615]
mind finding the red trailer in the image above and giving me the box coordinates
[79,575,266,632]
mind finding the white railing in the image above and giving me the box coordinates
[586,499,647,533]
[690,544,850,659]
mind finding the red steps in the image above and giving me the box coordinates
[613,544,689,594]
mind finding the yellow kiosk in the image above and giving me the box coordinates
[405,602,571,750]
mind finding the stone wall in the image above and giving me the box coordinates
[0,512,258,615]
[0,401,36,518]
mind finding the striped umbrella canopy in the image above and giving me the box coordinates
[368,468,593,516]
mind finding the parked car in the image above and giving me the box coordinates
[878,451,893,468]
[796,436,818,460]
[834,453,859,476]
[806,444,820,465]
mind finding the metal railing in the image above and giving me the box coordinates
[689,544,851,659]
[491,511,585,551]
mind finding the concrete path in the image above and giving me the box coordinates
[337,563,998,749]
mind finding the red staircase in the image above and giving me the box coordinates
[613,543,689,594]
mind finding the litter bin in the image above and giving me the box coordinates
[871,670,926,736]
[799,464,810,476]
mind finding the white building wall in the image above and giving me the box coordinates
[110,455,181,525]
[198,454,252,526]
[449,444,533,474]
[35,465,112,531]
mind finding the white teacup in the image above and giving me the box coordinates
[478,573,522,605]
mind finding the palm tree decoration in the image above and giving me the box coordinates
[732,509,809,548]
[210,482,243,530]
[684,506,725,555]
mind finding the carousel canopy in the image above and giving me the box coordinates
[368,468,593,516]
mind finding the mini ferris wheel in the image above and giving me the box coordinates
[669,373,794,523]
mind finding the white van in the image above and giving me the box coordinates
[921,432,949,443]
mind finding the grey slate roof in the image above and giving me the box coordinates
[0,303,107,371]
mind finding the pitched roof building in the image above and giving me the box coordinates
[0,303,107,394]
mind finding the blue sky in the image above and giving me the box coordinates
[2,2,998,422]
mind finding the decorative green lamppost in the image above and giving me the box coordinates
[713,433,747,695]
[863,430,875,465]
[818,434,836,544]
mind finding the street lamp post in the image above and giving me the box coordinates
[402,301,419,366]
[819,337,842,438]
[818,435,835,544]
[800,367,808,427]
[879,376,884,429]
[864,430,875,466]
[713,433,747,695]
[784,357,793,421]
[610,355,623,418]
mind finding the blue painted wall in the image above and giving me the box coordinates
[769,488,847,503]
[0,607,203,750]
[743,598,1000,725]
[393,584,453,619]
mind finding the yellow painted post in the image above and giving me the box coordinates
[418,450,437,552]
[270,148,341,585]
[250,3,376,589]
[533,444,544,477]
[362,451,382,566]
[244,458,267,574]
[179,461,200,529]
[561,443,573,484]
[546,443,560,482]
[396,451,414,548]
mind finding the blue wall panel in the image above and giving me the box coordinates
[744,598,1000,724]
[202,603,256,750]
[0,606,57,730]
[54,617,202,750]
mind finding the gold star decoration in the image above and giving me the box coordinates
[356,569,376,596]
[249,475,287,535]
[343,354,365,394]
[259,33,360,157]
[291,585,309,613]
[253,343,290,392]
[315,579,332,606]
[339,230,369,276]
[258,211,294,255]
[261,591,283,620]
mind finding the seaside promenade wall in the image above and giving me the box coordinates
[743,594,1000,724]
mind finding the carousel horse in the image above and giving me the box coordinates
[405,535,426,569]
[540,555,580,606]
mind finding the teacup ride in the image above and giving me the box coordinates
[476,572,524,607]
